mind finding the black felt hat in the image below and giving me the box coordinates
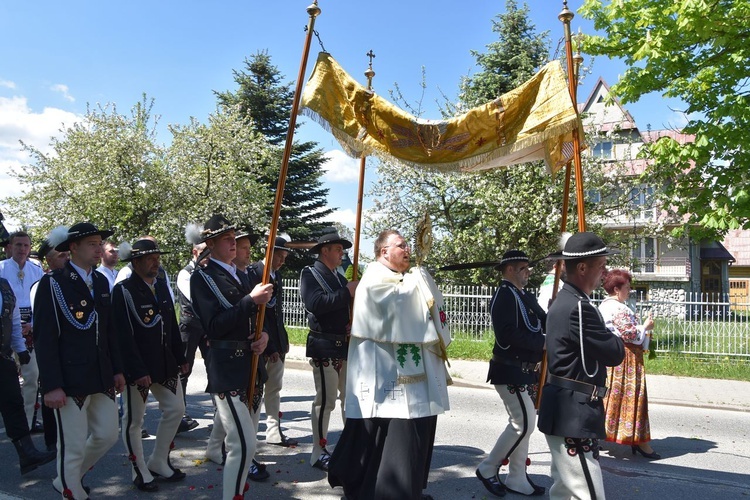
[235,224,260,246]
[269,235,292,252]
[494,249,530,270]
[309,229,352,254]
[547,232,620,260]
[37,239,53,261]
[119,239,169,262]
[199,214,236,243]
[54,222,114,251]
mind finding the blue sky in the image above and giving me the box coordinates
[0,1,688,241]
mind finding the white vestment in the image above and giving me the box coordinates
[345,262,451,419]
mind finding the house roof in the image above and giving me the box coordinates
[723,230,750,266]
[700,241,736,262]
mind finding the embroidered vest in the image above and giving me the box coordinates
[0,278,16,354]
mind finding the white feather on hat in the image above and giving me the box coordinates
[118,241,133,261]
[185,223,203,245]
[47,226,71,249]
[559,232,572,250]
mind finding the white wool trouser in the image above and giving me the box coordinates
[309,359,346,465]
[546,434,606,500]
[214,392,260,500]
[121,379,185,482]
[478,385,536,493]
[263,356,286,443]
[53,393,119,500]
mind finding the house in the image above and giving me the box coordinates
[580,78,743,313]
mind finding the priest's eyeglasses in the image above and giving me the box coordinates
[387,242,410,250]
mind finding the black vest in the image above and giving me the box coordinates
[0,278,15,355]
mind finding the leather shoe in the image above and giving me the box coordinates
[476,469,506,497]
[30,421,44,434]
[177,417,199,434]
[268,433,298,447]
[150,468,187,482]
[248,460,270,482]
[632,445,661,460]
[312,451,331,472]
[506,475,545,496]
[134,475,159,492]
[141,428,150,439]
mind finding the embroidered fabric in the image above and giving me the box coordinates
[50,277,97,330]
[122,287,162,329]
[197,270,234,310]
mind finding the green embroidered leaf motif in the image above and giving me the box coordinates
[396,344,408,368]
[409,344,421,366]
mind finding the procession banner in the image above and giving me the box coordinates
[300,52,579,174]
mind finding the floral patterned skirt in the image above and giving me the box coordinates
[603,343,651,445]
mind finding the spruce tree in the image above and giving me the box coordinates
[216,50,334,273]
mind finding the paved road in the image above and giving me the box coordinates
[2,359,750,499]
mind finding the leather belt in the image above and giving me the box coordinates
[309,330,347,342]
[491,354,540,374]
[547,373,608,402]
[209,340,251,350]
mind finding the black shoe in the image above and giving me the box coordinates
[312,451,331,472]
[150,468,187,482]
[141,429,150,439]
[506,474,545,496]
[268,433,299,447]
[13,435,56,475]
[632,445,661,460]
[177,417,199,434]
[476,469,506,497]
[248,461,270,482]
[134,474,159,492]
[30,421,45,434]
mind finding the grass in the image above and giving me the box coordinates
[288,327,750,382]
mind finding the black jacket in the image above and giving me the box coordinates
[33,262,123,396]
[299,260,351,336]
[486,281,546,386]
[247,261,289,357]
[112,272,186,384]
[537,281,625,438]
[190,259,266,393]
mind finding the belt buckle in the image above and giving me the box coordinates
[234,349,245,358]
[590,386,607,402]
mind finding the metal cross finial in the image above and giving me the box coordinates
[364,49,376,90]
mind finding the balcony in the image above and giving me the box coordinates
[631,256,690,278]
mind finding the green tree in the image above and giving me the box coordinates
[368,1,568,286]
[3,95,169,248]
[580,0,750,237]
[215,51,334,273]
[164,107,274,271]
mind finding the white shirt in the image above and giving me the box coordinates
[0,258,44,326]
[69,261,95,297]
[210,258,242,284]
[95,265,118,291]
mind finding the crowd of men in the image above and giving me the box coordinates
[0,214,625,500]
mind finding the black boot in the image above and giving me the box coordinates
[13,434,56,475]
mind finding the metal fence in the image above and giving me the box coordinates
[282,280,750,359]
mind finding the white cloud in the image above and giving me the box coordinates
[0,78,16,89]
[327,207,357,226]
[322,149,361,183]
[50,83,75,102]
[0,95,81,204]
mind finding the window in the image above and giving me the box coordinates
[629,185,655,220]
[592,141,612,159]
[632,237,656,273]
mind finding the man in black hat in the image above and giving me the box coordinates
[29,234,71,454]
[33,222,125,499]
[476,250,546,497]
[113,239,189,491]
[299,229,358,471]
[248,236,297,448]
[189,214,273,500]
[537,232,625,500]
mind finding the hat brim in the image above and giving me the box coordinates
[310,238,352,254]
[121,249,170,262]
[547,248,620,260]
[235,232,260,246]
[55,229,114,252]
[199,225,236,243]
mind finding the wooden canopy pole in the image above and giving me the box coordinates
[536,1,587,410]
[248,1,321,404]
[350,50,376,282]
